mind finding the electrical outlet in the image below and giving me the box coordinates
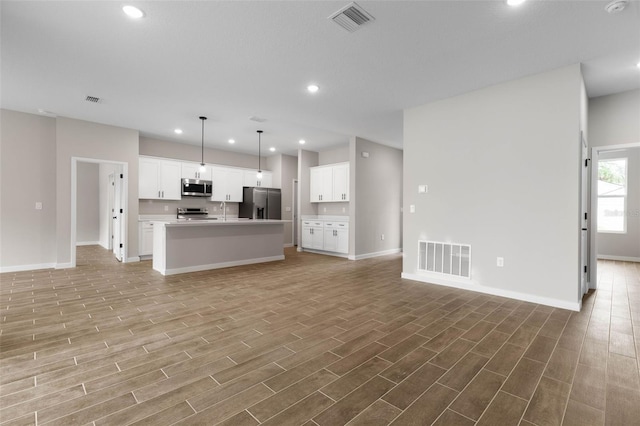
[285,206,291,212]
[164,205,169,212]
[410,205,415,213]
[323,207,327,212]
[35,202,42,210]
[497,257,504,267]
[342,207,345,213]
[381,234,385,241]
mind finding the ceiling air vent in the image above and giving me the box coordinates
[249,116,267,123]
[329,2,374,33]
[85,95,101,103]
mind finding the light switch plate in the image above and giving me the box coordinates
[418,185,428,194]
[285,206,291,212]
[497,257,504,267]
[410,205,415,213]
[35,202,43,210]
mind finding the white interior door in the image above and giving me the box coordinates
[580,132,590,295]
[113,169,124,261]
[108,173,115,250]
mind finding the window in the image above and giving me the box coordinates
[597,158,627,233]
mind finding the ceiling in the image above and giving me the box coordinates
[2,1,639,157]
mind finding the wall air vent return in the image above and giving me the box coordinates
[249,116,267,123]
[85,95,101,103]
[329,2,374,33]
[418,240,471,279]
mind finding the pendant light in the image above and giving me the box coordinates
[256,130,263,179]
[199,116,207,173]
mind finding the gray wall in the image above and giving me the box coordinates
[319,146,349,165]
[597,148,640,260]
[76,162,100,244]
[588,89,640,261]
[350,137,403,258]
[56,117,140,265]
[403,64,583,309]
[140,136,264,169]
[589,89,640,148]
[0,110,57,270]
[269,154,298,246]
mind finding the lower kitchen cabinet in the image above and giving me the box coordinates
[301,220,324,250]
[139,222,154,257]
[301,219,348,254]
[323,221,348,254]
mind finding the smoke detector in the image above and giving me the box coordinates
[329,2,374,33]
[85,95,102,103]
[605,0,628,13]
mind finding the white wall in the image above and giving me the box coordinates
[56,117,139,266]
[76,162,100,244]
[588,89,640,148]
[588,89,640,262]
[0,110,57,271]
[403,64,584,310]
[597,148,640,260]
[349,137,403,259]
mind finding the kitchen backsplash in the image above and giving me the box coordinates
[139,199,239,216]
[317,202,350,216]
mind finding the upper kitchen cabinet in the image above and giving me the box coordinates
[310,162,349,202]
[181,162,211,181]
[243,170,273,188]
[211,166,244,202]
[139,156,182,200]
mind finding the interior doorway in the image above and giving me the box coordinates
[71,157,128,267]
[589,142,640,290]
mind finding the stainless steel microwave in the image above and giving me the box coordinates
[181,178,212,197]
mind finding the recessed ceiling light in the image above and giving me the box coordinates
[307,84,319,93]
[228,139,235,144]
[299,139,306,145]
[174,129,183,134]
[269,147,276,152]
[507,0,526,6]
[122,5,145,19]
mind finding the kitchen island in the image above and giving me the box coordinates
[152,219,286,276]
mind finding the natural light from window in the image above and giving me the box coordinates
[597,157,627,233]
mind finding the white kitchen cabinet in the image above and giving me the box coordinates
[211,166,244,202]
[181,162,211,180]
[301,220,324,250]
[332,163,349,202]
[243,170,273,188]
[139,157,182,200]
[310,163,349,202]
[323,221,349,254]
[310,166,332,202]
[139,221,154,257]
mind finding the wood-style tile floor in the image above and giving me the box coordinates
[1,246,638,425]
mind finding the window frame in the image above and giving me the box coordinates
[597,157,627,234]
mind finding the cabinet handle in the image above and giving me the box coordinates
[158,190,161,198]
[162,190,164,198]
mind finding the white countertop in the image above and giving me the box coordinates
[300,215,349,221]
[157,219,289,227]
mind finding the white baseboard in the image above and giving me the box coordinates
[284,243,294,248]
[76,241,101,246]
[401,272,581,312]
[159,255,285,276]
[597,255,640,263]
[126,257,140,263]
[0,262,56,273]
[55,262,73,269]
[352,248,402,261]
[302,248,349,259]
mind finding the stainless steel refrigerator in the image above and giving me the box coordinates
[239,187,281,220]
